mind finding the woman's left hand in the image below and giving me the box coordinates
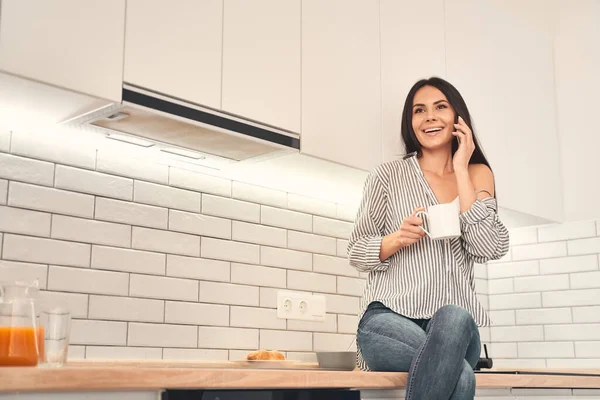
[452,116,475,172]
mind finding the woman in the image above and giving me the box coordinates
[348,77,509,400]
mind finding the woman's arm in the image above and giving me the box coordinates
[457,164,509,263]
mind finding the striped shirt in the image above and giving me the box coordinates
[347,152,510,371]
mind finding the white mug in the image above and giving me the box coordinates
[416,201,461,240]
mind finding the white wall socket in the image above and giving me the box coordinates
[276,290,326,322]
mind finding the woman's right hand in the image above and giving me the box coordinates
[397,207,427,248]
[379,207,426,262]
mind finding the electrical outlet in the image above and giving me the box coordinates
[276,291,326,322]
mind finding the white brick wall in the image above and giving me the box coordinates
[487,224,600,367]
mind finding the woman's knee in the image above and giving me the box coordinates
[451,361,476,399]
[433,305,477,333]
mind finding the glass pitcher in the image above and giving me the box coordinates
[0,280,42,366]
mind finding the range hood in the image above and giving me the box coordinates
[65,84,301,162]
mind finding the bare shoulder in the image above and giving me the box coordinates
[468,163,495,195]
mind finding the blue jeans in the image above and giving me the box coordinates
[357,302,481,400]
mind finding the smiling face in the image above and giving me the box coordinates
[411,85,457,152]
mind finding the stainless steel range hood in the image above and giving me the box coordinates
[65,84,300,161]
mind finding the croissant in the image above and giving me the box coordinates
[246,350,286,360]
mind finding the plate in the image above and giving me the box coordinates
[231,360,300,369]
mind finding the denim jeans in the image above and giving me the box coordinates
[357,302,481,400]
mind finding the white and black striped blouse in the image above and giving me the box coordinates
[348,152,510,371]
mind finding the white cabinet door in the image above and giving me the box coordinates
[222,0,301,133]
[0,0,125,102]
[380,0,446,163]
[445,0,563,222]
[301,0,382,171]
[124,0,222,109]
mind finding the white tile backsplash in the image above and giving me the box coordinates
[288,231,337,256]
[202,194,260,223]
[230,306,286,330]
[88,295,164,323]
[0,130,10,152]
[200,281,259,307]
[0,179,7,205]
[260,246,312,271]
[568,237,600,256]
[487,260,539,279]
[542,288,600,307]
[91,245,166,275]
[509,227,538,245]
[287,313,337,333]
[232,221,286,247]
[169,210,231,239]
[287,270,337,293]
[512,242,567,261]
[56,165,133,200]
[313,254,358,277]
[165,301,229,326]
[134,180,200,213]
[70,320,127,346]
[260,329,312,352]
[128,323,198,348]
[86,346,163,360]
[231,263,287,288]
[129,274,198,302]
[488,293,542,310]
[518,342,575,358]
[8,135,600,365]
[336,239,348,257]
[39,291,88,318]
[3,234,90,267]
[199,327,258,350]
[513,274,569,293]
[0,205,51,237]
[314,333,355,352]
[260,205,312,232]
[539,254,598,274]
[11,130,96,170]
[97,151,168,184]
[170,167,232,198]
[313,216,353,239]
[51,215,131,248]
[96,197,168,230]
[573,306,600,323]
[570,271,600,289]
[538,221,597,242]
[132,226,200,257]
[0,152,54,186]
[337,276,365,296]
[48,265,129,295]
[287,194,337,219]
[8,181,94,218]
[164,348,229,361]
[166,254,230,282]
[201,237,259,264]
[0,260,48,288]
[232,181,286,208]
[515,308,572,325]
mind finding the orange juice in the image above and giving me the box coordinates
[0,326,43,366]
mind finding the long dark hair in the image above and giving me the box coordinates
[400,77,492,171]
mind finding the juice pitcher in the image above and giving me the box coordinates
[0,280,42,366]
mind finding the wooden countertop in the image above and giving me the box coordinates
[1,361,600,392]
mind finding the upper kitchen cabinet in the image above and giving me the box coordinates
[0,0,125,102]
[301,0,382,171]
[445,0,563,222]
[380,0,447,163]
[124,0,223,109]
[222,0,301,133]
